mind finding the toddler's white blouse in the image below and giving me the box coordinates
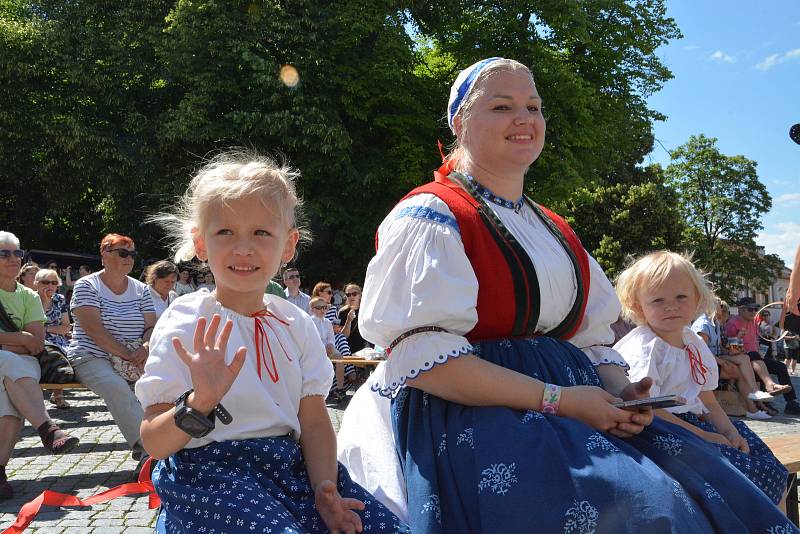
[136,291,333,447]
[311,315,336,347]
[359,193,626,397]
[614,326,719,414]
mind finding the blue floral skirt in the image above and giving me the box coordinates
[152,436,410,533]
[391,337,794,533]
[675,412,787,504]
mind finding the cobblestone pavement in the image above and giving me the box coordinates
[2,377,800,532]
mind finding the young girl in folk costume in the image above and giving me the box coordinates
[614,251,788,506]
[338,57,795,533]
[136,152,408,533]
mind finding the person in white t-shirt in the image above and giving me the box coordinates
[614,250,788,506]
[144,261,178,319]
[136,150,408,533]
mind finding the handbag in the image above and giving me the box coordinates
[0,297,75,384]
[108,339,144,382]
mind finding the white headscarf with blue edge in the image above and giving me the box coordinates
[447,57,505,132]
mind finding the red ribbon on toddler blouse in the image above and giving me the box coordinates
[2,457,159,534]
[686,344,708,386]
[252,310,292,384]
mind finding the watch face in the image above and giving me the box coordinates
[183,414,211,435]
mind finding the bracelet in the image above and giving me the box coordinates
[541,383,562,415]
[386,326,448,355]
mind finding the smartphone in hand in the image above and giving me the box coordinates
[613,395,687,411]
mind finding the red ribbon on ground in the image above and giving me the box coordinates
[2,457,159,534]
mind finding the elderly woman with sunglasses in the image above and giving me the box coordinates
[338,58,791,532]
[34,269,72,409]
[67,233,156,468]
[0,232,79,501]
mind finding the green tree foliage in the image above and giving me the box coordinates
[563,164,685,279]
[665,134,783,300]
[1,0,681,283]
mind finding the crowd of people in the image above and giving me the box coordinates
[0,56,798,532]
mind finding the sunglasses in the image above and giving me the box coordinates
[285,274,300,280]
[39,280,59,286]
[0,249,24,259]
[312,305,330,310]
[106,248,138,259]
[346,291,361,297]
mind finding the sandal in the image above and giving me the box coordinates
[766,384,793,396]
[760,402,780,416]
[50,393,71,410]
[37,421,79,455]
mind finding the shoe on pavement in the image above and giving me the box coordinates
[748,391,774,401]
[783,401,800,415]
[745,410,771,419]
[0,480,11,501]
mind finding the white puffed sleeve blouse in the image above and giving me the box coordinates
[135,291,333,447]
[359,193,627,398]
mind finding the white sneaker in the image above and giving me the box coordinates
[746,410,771,420]
[748,391,774,401]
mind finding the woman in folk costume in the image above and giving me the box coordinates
[338,58,794,533]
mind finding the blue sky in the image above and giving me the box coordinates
[645,1,799,266]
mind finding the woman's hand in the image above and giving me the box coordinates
[18,331,45,355]
[558,386,640,439]
[314,479,365,534]
[346,309,356,323]
[615,377,655,436]
[129,345,149,368]
[722,430,749,453]
[703,431,733,448]
[172,314,247,411]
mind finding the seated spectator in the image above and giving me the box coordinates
[282,267,310,312]
[173,268,195,296]
[310,297,337,356]
[145,261,178,319]
[693,298,772,419]
[338,283,371,353]
[725,297,800,415]
[195,270,215,292]
[67,233,156,471]
[0,231,79,501]
[35,269,72,409]
[312,282,356,397]
[16,263,38,290]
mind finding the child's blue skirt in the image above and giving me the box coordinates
[676,411,787,504]
[152,435,410,533]
[391,337,795,534]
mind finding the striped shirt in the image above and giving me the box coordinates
[67,272,155,359]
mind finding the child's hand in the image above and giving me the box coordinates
[314,480,365,534]
[722,430,750,454]
[559,386,640,439]
[172,314,247,410]
[703,431,733,448]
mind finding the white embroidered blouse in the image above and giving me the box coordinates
[359,193,627,398]
[135,290,333,447]
[614,326,719,415]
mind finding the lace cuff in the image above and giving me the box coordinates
[371,331,473,398]
[581,345,630,371]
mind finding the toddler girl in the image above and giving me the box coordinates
[614,250,787,505]
[136,151,408,533]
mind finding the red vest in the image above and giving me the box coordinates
[383,160,591,343]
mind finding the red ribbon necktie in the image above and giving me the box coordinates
[686,344,708,386]
[251,309,292,384]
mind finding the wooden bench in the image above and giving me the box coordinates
[39,383,87,390]
[763,435,800,525]
[330,358,382,368]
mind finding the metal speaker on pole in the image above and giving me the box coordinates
[791,123,800,145]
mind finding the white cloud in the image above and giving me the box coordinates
[756,48,800,70]
[709,50,736,63]
[757,222,800,266]
[776,193,800,205]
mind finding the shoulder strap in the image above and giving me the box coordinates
[0,296,20,333]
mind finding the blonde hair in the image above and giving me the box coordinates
[151,149,310,262]
[448,59,535,172]
[615,250,715,325]
[309,296,326,308]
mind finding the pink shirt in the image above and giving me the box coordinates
[724,316,757,353]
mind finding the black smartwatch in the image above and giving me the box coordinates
[173,390,216,438]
